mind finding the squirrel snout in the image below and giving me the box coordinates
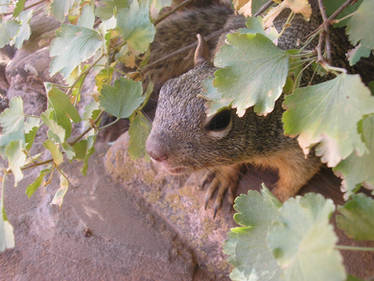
[145,137,169,162]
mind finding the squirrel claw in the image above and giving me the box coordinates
[199,165,241,217]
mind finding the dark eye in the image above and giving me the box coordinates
[205,109,232,131]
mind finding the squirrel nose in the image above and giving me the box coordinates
[145,137,169,162]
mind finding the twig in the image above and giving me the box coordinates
[336,245,374,252]
[253,0,274,17]
[317,0,332,64]
[22,110,104,171]
[154,0,193,25]
[67,53,105,96]
[1,0,46,16]
[141,27,229,73]
[144,0,274,73]
[328,0,355,23]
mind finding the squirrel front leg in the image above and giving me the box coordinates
[253,147,322,202]
[199,164,242,217]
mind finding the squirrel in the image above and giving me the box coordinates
[145,1,373,216]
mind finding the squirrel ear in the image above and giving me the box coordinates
[194,34,210,66]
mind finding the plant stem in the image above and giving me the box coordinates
[328,0,356,23]
[336,245,374,252]
[254,0,274,17]
[67,52,105,97]
[154,0,193,25]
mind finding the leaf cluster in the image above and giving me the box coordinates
[0,0,167,251]
[226,187,374,281]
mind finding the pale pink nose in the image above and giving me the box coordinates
[145,137,168,162]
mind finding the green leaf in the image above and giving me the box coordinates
[100,77,145,119]
[0,20,20,50]
[212,33,289,117]
[81,135,95,176]
[0,209,15,252]
[95,0,128,20]
[13,0,26,17]
[268,193,345,281]
[334,115,374,196]
[25,169,50,198]
[346,0,374,49]
[224,188,282,281]
[83,100,100,121]
[238,17,278,42]
[49,24,103,78]
[6,141,26,186]
[129,112,151,159]
[62,143,75,160]
[95,0,116,20]
[50,0,79,22]
[150,0,171,18]
[95,67,114,92]
[78,4,95,29]
[346,275,365,281]
[50,174,69,207]
[0,97,24,147]
[323,0,363,27]
[283,74,374,167]
[47,85,81,140]
[336,193,374,241]
[41,110,66,144]
[24,117,40,151]
[43,139,63,166]
[72,140,88,160]
[347,43,371,66]
[13,9,32,49]
[117,0,156,53]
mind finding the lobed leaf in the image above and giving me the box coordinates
[6,141,26,186]
[0,97,24,147]
[77,4,95,29]
[212,33,289,117]
[117,0,155,53]
[13,9,32,49]
[347,43,371,66]
[24,117,40,151]
[268,193,345,281]
[99,77,145,119]
[49,24,103,78]
[346,0,374,49]
[129,112,151,159]
[334,115,374,196]
[224,188,282,281]
[336,193,374,241]
[50,0,79,22]
[0,20,20,50]
[283,74,374,167]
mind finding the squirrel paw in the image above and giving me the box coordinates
[199,164,241,218]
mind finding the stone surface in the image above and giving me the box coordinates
[105,132,374,280]
[0,143,197,281]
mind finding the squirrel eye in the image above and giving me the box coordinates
[204,109,232,132]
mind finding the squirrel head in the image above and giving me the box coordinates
[146,59,259,174]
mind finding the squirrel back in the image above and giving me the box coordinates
[145,1,373,209]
